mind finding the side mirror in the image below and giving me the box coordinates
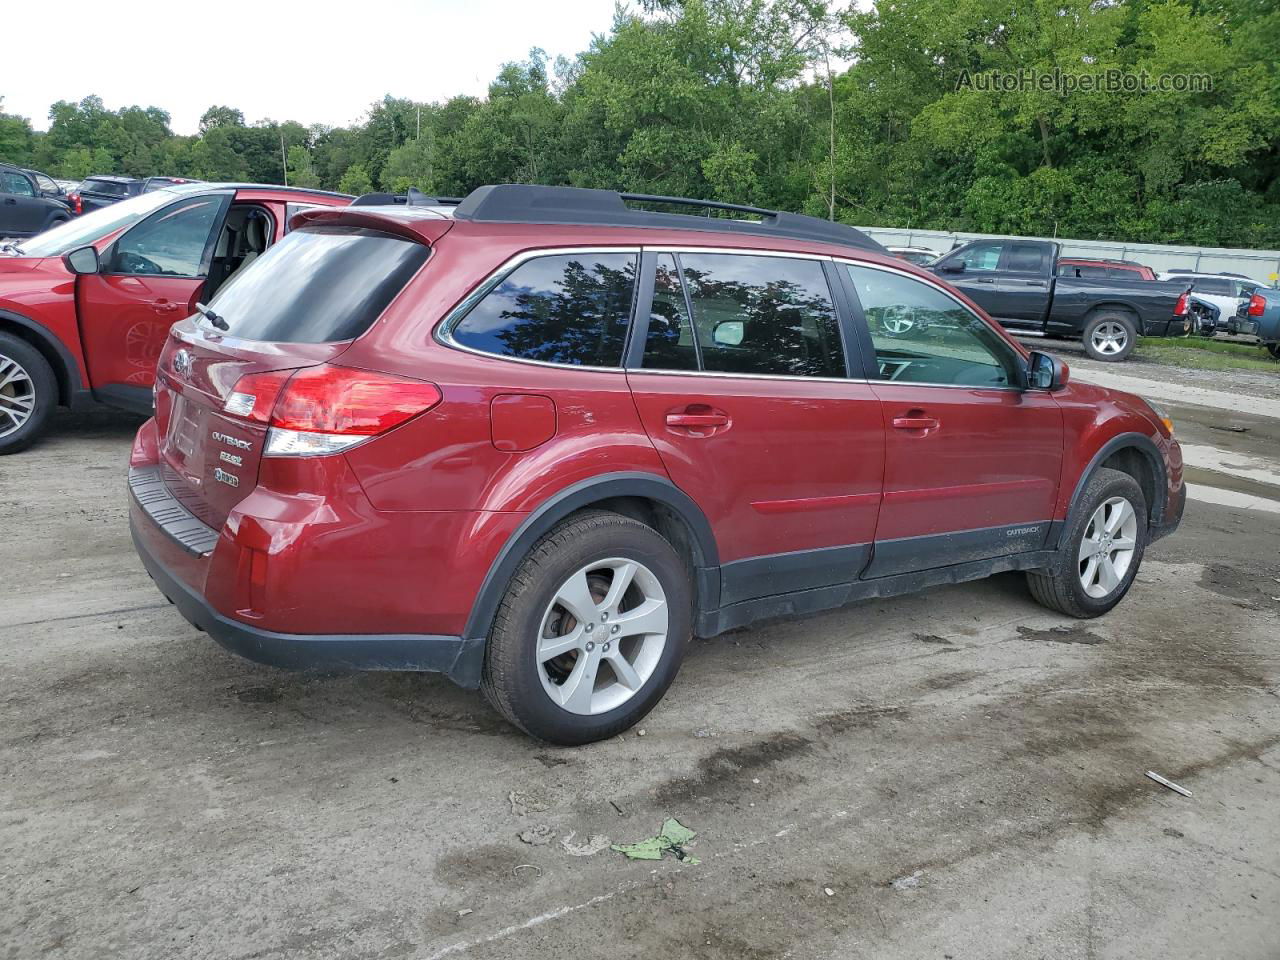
[713,320,744,346]
[940,261,965,274]
[1027,350,1069,391]
[63,246,100,275]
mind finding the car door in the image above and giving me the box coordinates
[932,240,1008,317]
[838,261,1064,579]
[993,241,1054,326]
[0,169,46,236]
[626,251,885,605]
[76,192,230,404]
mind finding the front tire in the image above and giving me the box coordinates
[1027,468,1147,618]
[0,332,56,455]
[1267,343,1280,360]
[481,510,693,745]
[1082,312,1137,362]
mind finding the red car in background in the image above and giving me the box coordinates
[1056,258,1157,281]
[0,183,350,452]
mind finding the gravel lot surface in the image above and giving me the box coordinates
[2,367,1278,960]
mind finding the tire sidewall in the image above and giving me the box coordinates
[1083,313,1137,362]
[1057,469,1148,615]
[491,520,692,744]
[0,333,56,455]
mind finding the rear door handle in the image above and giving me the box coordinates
[666,413,728,428]
[974,277,996,284]
[892,415,940,431]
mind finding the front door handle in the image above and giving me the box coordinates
[892,414,940,431]
[974,277,996,284]
[152,300,180,314]
[666,413,729,428]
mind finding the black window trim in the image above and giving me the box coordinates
[436,245,643,373]
[834,256,1028,391]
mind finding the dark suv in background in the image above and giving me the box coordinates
[0,164,72,239]
[128,184,1184,745]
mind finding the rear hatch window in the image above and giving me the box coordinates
[204,225,430,343]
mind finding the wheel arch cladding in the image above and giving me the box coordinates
[0,310,80,407]
[461,472,720,644]
[1059,433,1166,547]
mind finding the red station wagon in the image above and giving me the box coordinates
[128,186,1185,744]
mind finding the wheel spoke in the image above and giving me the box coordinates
[553,569,599,625]
[606,650,644,691]
[538,625,585,662]
[558,652,600,714]
[1105,499,1133,534]
[1110,536,1136,551]
[1081,555,1100,590]
[599,561,637,613]
[612,597,668,639]
[1096,555,1120,593]
[1078,530,1101,564]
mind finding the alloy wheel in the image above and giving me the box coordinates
[1091,321,1129,356]
[1078,496,1138,598]
[0,353,36,439]
[537,557,669,716]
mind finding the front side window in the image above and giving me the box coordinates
[2,172,34,197]
[32,173,59,194]
[845,264,1018,388]
[951,242,1004,272]
[675,253,844,378]
[110,196,227,277]
[451,253,637,367]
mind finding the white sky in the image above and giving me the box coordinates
[3,0,623,135]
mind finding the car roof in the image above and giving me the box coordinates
[83,175,141,184]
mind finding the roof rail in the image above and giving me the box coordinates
[451,184,885,252]
[350,188,464,208]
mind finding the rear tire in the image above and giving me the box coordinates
[0,332,56,455]
[481,510,693,745]
[1267,343,1280,361]
[1027,468,1147,618]
[1082,312,1138,362]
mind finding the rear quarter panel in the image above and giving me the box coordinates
[1047,276,1182,334]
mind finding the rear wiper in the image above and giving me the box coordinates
[194,302,229,331]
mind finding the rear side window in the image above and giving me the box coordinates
[205,225,429,343]
[674,253,844,378]
[1005,243,1048,273]
[1192,277,1231,295]
[451,253,637,367]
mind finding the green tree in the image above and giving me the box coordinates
[337,162,375,195]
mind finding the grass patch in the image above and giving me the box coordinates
[1137,338,1279,371]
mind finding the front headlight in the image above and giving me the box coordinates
[1145,398,1174,437]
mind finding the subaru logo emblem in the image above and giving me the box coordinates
[173,349,193,378]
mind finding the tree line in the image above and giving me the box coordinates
[1,0,1277,248]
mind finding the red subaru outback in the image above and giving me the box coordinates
[128,185,1185,744]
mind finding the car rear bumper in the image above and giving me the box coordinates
[128,469,484,688]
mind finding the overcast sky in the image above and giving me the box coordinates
[4,0,623,135]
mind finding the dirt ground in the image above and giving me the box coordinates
[2,362,1279,960]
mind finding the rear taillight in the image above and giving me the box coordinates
[1174,293,1189,316]
[1248,294,1266,317]
[224,364,442,457]
[70,193,81,215]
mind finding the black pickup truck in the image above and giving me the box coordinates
[930,238,1187,361]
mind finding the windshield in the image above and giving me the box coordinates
[14,190,184,258]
